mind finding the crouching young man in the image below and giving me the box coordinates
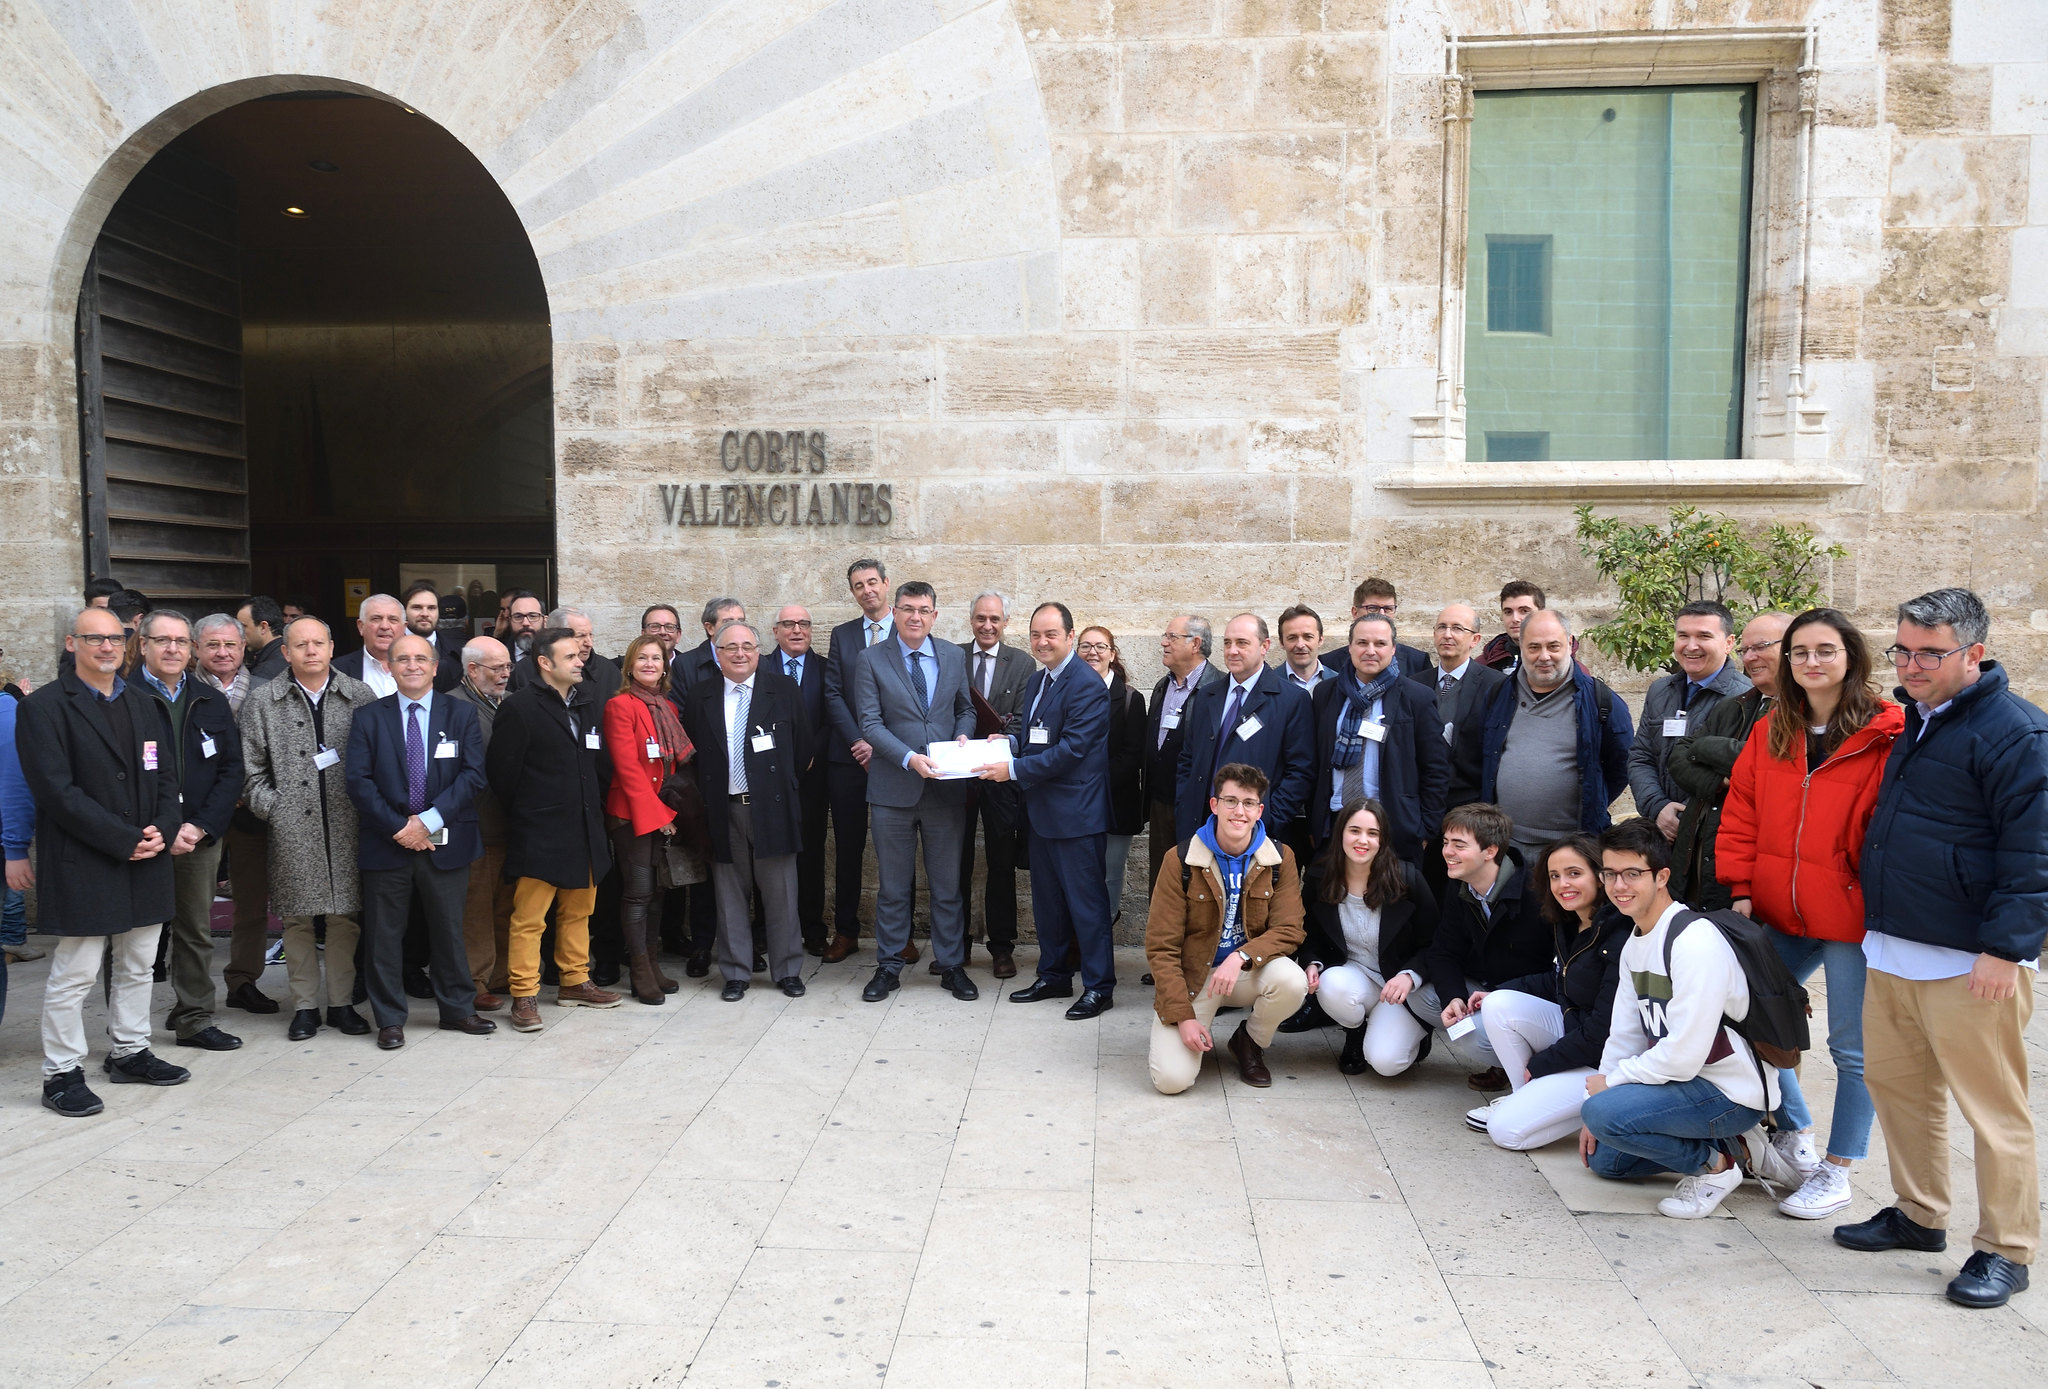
[1146,763,1307,1093]
[1578,817,1802,1218]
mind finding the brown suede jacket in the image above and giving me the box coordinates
[1145,833,1305,1027]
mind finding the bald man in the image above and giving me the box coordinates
[772,603,831,951]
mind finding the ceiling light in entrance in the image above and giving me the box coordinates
[281,205,310,217]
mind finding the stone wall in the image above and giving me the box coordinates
[0,0,2042,710]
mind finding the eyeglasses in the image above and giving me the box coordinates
[1214,796,1263,811]
[1787,645,1843,665]
[643,622,681,634]
[1162,632,1198,643]
[774,619,812,629]
[1356,604,1396,616]
[1884,644,1969,670]
[1597,867,1655,886]
[474,661,512,675]
[143,635,191,648]
[73,633,124,647]
[716,643,759,655]
[1433,623,1477,636]
[895,606,936,620]
[1737,639,1782,658]
[1077,642,1112,655]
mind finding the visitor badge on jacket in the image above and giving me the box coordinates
[200,733,217,760]
[312,745,340,771]
[435,736,458,759]
[750,727,775,753]
[1161,711,1181,730]
[1028,725,1050,745]
[1362,720,1386,743]
[584,729,602,750]
[1235,715,1263,742]
[646,737,661,760]
[142,740,159,771]
[1662,716,1687,737]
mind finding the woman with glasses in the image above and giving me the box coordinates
[1296,797,1439,1074]
[603,634,702,1004]
[1716,607,1904,1219]
[1078,626,1146,926]
[1462,834,1630,1149]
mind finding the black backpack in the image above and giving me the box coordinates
[1662,909,1812,1075]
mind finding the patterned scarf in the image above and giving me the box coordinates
[1329,654,1401,771]
[628,683,693,768]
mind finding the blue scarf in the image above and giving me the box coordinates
[1329,655,1401,770]
[1198,817,1268,965]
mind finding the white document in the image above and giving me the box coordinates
[927,740,1007,779]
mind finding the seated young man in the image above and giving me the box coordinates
[1367,803,1551,1082]
[1146,763,1307,1093]
[1578,816,1801,1218]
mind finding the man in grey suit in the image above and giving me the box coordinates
[957,591,1034,978]
[853,581,980,1004]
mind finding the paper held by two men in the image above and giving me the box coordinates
[927,738,1010,779]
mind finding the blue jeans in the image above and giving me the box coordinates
[1582,1076,1764,1179]
[1,886,24,947]
[1769,931,1873,1161]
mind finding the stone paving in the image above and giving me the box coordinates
[1,939,2044,1389]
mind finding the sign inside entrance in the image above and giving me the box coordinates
[656,430,891,529]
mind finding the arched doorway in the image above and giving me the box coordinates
[75,89,552,634]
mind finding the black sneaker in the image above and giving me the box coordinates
[175,1026,244,1051]
[101,1049,192,1086]
[1948,1250,2030,1308]
[1834,1205,1947,1253]
[42,1068,104,1117]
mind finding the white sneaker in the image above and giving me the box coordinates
[264,938,286,967]
[1772,1127,1822,1177]
[1658,1163,1744,1219]
[1777,1161,1853,1220]
[1736,1125,1804,1194]
[1465,1098,1503,1132]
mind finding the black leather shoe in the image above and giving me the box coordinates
[287,1009,321,1040]
[1338,1024,1368,1075]
[42,1068,103,1117]
[778,976,806,998]
[862,967,900,1003]
[175,1026,243,1051]
[102,1049,191,1086]
[686,953,712,979]
[439,1015,497,1035]
[401,969,434,1000]
[1834,1206,1947,1253]
[1276,995,1333,1034]
[225,982,280,1014]
[1947,1250,2030,1308]
[327,1006,370,1036]
[719,980,747,1002]
[941,967,979,1001]
[377,1026,405,1050]
[1139,972,1154,986]
[1064,989,1113,1020]
[1009,977,1074,1003]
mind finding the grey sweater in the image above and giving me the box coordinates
[1494,669,1581,850]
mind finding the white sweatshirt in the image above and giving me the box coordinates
[1599,901,1779,1113]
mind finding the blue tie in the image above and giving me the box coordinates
[909,650,929,713]
[1215,684,1246,767]
[405,703,427,814]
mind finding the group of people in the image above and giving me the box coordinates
[1,566,2041,1312]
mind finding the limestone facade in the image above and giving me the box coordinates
[0,0,2043,704]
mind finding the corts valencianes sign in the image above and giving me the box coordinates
[657,429,892,529]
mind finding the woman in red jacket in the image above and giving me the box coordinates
[1717,608,1903,1221]
[605,636,696,1005]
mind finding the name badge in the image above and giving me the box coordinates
[1161,712,1181,730]
[1235,715,1263,741]
[199,733,217,760]
[584,730,602,750]
[1028,726,1050,745]
[142,740,159,771]
[750,730,775,753]
[1446,1015,1478,1041]
[312,746,340,771]
[1663,716,1688,737]
[646,738,661,760]
[1362,721,1387,743]
[434,738,458,760]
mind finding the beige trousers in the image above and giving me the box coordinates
[1864,966,2037,1263]
[1149,957,1307,1095]
[280,913,359,1013]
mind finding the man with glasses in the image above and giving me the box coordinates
[958,592,1032,977]
[500,590,546,659]
[773,604,832,954]
[449,635,515,1009]
[19,606,189,1116]
[1667,612,1790,908]
[1428,602,1505,850]
[639,604,685,696]
[1628,601,1750,844]
[1320,579,1435,686]
[1145,615,1222,892]
[135,611,246,1053]
[1840,588,2048,1308]
[852,582,978,1002]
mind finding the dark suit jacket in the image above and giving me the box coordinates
[962,640,1033,832]
[1105,671,1147,835]
[485,681,612,888]
[247,636,289,683]
[144,675,243,841]
[682,667,812,863]
[1011,657,1110,840]
[823,615,890,766]
[1439,660,1508,810]
[1175,665,1315,841]
[15,671,181,935]
[1307,673,1451,858]
[1322,641,1435,688]
[332,648,390,687]
[426,632,464,693]
[509,648,621,702]
[344,691,487,872]
[670,639,719,697]
[1145,663,1224,811]
[770,646,827,773]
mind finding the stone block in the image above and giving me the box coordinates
[1253,36,1382,128]
[1022,541,1350,606]
[1873,357,2043,464]
[1378,205,1443,285]
[1248,419,1341,473]
[1871,227,2011,306]
[914,477,1102,545]
[1129,330,1341,415]
[1060,237,1141,329]
[1811,125,1891,200]
[1990,60,2048,135]
[1102,476,1295,544]
[1014,0,1214,40]
[1032,44,1120,131]
[1819,64,1881,128]
[1886,62,1992,134]
[1303,232,1370,325]
[1386,73,1444,140]
[1802,285,1864,359]
[1879,0,1950,56]
[1122,42,1256,131]
[1292,477,1353,541]
[1053,136,1172,234]
[878,423,1061,476]
[1138,236,1216,325]
[1175,133,1344,231]
[1217,235,1303,325]
[1063,419,1250,474]
[554,342,620,429]
[1859,305,1992,360]
[1880,455,2039,513]
[1374,139,1442,208]
[1369,284,1439,367]
[1807,196,1885,286]
[939,336,1125,417]
[1887,137,2028,227]
[622,346,934,425]
[1221,0,1325,35]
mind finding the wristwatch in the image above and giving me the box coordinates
[1236,949,1252,967]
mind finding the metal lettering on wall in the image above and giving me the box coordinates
[657,430,892,528]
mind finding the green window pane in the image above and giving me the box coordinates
[1464,86,1754,461]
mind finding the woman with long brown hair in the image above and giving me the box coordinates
[1718,607,1904,1219]
[603,634,702,1004]
[1079,625,1147,925]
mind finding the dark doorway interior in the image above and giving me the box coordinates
[79,91,553,640]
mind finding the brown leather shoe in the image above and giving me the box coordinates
[1228,1023,1272,1088]
[556,981,623,1009]
[990,951,1017,980]
[821,933,858,963]
[508,996,543,1032]
[473,991,505,1012]
[897,940,920,965]
[376,1026,405,1050]
[439,1015,497,1035]
[625,953,666,1006]
[1467,1067,1510,1092]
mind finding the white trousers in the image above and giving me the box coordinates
[1150,958,1307,1095]
[1320,970,1495,1078]
[1474,988,1593,1150]
[42,927,162,1077]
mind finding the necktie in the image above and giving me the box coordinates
[1439,671,1455,694]
[730,683,751,794]
[866,621,881,647]
[909,649,929,713]
[1029,671,1054,724]
[1342,706,1367,802]
[1215,684,1246,765]
[785,655,798,681]
[405,703,427,814]
[977,650,992,698]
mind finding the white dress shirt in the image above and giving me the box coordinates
[725,674,757,794]
[358,651,397,699]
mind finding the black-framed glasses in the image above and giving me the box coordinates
[1597,867,1655,886]
[73,633,124,648]
[1884,644,1969,670]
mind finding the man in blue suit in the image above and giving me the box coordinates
[1176,614,1315,843]
[853,581,979,1003]
[771,603,832,953]
[345,634,495,1049]
[982,601,1116,1019]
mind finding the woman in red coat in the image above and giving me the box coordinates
[1718,608,1903,1221]
[605,636,696,1005]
